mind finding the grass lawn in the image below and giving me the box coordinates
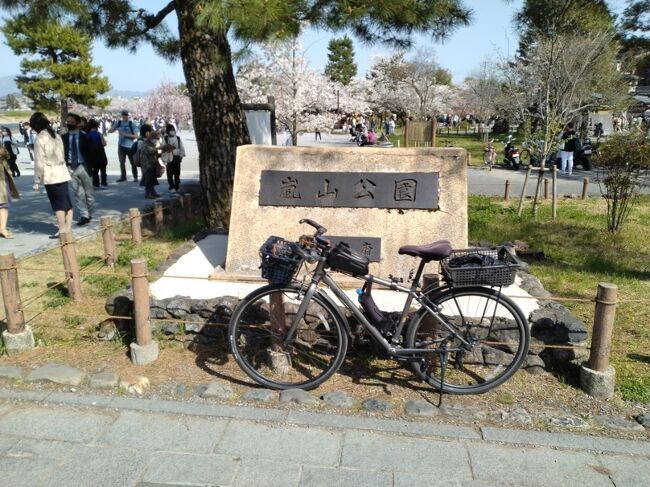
[469,194,650,404]
[388,126,512,164]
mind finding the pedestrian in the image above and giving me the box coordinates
[161,123,185,193]
[0,146,20,239]
[134,124,161,199]
[315,127,322,141]
[30,112,73,237]
[559,123,578,176]
[109,110,139,182]
[1,126,21,177]
[62,113,95,226]
[86,119,108,189]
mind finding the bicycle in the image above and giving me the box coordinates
[228,219,530,400]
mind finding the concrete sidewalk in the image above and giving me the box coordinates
[0,388,647,486]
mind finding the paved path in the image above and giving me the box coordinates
[0,388,647,487]
[4,131,624,258]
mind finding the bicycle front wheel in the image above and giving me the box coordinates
[228,284,348,390]
[406,286,529,394]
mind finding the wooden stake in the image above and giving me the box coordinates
[588,283,618,372]
[544,178,549,200]
[154,201,164,233]
[504,180,511,202]
[0,253,25,333]
[517,167,532,216]
[582,177,589,200]
[59,231,82,301]
[169,197,177,225]
[531,167,544,216]
[100,216,117,267]
[129,208,142,244]
[131,258,152,347]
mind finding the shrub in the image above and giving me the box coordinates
[594,130,650,233]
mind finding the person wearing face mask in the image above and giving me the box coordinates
[134,124,163,199]
[1,126,21,177]
[161,123,186,193]
[62,113,95,226]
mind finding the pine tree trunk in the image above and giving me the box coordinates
[176,1,251,229]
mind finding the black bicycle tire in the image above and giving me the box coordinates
[228,284,348,390]
[406,286,530,394]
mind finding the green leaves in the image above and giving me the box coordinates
[324,36,356,85]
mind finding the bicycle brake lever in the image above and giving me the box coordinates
[299,218,327,235]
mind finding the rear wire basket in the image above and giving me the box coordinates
[259,236,303,285]
[440,247,520,287]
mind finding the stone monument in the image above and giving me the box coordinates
[219,145,467,282]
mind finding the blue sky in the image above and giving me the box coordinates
[0,0,629,93]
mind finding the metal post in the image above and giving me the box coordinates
[544,178,549,200]
[59,231,82,301]
[504,180,511,202]
[100,216,117,267]
[129,208,142,244]
[552,166,558,219]
[588,283,618,372]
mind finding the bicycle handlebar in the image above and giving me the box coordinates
[299,218,327,236]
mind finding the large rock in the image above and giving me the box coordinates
[530,302,587,344]
[166,296,192,319]
[105,289,133,317]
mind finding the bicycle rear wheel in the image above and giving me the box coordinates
[228,284,348,390]
[406,286,529,394]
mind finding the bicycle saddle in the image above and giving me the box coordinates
[398,240,452,262]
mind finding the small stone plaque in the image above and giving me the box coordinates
[259,171,439,209]
[327,236,381,262]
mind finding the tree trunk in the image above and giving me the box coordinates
[176,1,251,229]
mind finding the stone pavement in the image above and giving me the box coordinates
[0,388,647,487]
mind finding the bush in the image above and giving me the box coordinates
[594,130,650,233]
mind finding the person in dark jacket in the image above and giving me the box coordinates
[559,124,578,176]
[1,126,20,177]
[62,113,95,226]
[86,119,109,188]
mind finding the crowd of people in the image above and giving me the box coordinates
[0,111,186,239]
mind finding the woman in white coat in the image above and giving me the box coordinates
[30,112,73,236]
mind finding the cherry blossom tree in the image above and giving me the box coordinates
[237,38,339,145]
[368,50,453,119]
[136,82,192,124]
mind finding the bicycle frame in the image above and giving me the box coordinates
[282,254,473,357]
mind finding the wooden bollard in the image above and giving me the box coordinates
[100,216,117,267]
[552,166,558,219]
[129,258,159,364]
[544,178,549,200]
[582,177,589,200]
[504,180,511,202]
[168,197,177,225]
[588,283,618,372]
[59,231,82,301]
[0,253,25,333]
[154,201,164,233]
[129,208,142,244]
[182,193,192,220]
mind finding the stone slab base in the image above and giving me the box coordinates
[2,326,35,354]
[580,363,615,399]
[130,341,160,365]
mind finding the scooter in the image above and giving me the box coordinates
[503,138,521,170]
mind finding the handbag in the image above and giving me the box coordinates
[156,161,165,178]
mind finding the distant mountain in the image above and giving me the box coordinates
[105,89,148,99]
[0,75,20,97]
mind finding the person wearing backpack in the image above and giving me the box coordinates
[161,123,186,193]
[109,110,139,183]
[1,126,20,177]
